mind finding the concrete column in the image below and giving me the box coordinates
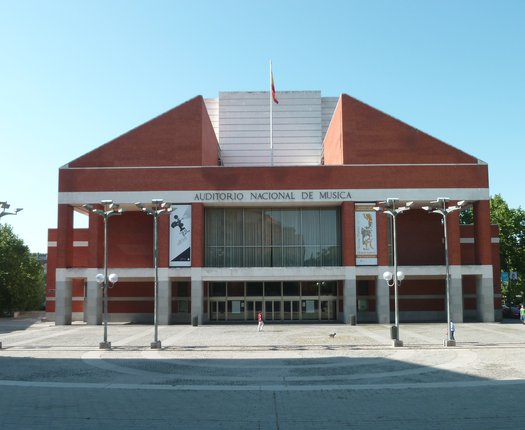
[343,270,357,324]
[476,272,495,322]
[376,274,390,324]
[55,277,72,325]
[449,266,464,323]
[158,269,172,325]
[85,279,102,325]
[191,269,203,324]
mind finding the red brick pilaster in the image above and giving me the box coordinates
[447,209,461,265]
[88,211,103,269]
[159,214,170,267]
[376,210,390,266]
[474,200,492,265]
[341,202,356,267]
[192,203,204,267]
[56,204,74,268]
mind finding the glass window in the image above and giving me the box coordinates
[283,282,300,296]
[228,282,244,297]
[246,282,263,296]
[205,208,341,268]
[302,282,318,296]
[175,300,189,313]
[357,280,369,295]
[210,282,226,297]
[173,282,190,297]
[320,281,337,296]
[245,209,263,246]
[265,282,281,297]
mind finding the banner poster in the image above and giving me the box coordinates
[169,205,192,267]
[355,204,378,265]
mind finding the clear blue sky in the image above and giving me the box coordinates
[1,0,523,253]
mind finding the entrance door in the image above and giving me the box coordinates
[210,300,226,321]
[265,300,282,321]
[247,300,263,322]
[283,300,300,320]
[273,300,282,321]
[321,300,336,320]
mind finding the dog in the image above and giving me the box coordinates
[329,332,336,338]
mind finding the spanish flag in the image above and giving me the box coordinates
[270,63,278,104]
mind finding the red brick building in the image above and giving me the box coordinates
[47,91,500,325]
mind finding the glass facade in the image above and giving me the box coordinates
[205,207,341,267]
[208,281,339,321]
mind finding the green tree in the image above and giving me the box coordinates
[0,224,45,315]
[489,194,525,304]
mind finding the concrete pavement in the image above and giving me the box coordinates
[1,316,525,429]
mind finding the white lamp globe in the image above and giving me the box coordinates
[95,273,105,284]
[397,271,405,281]
[383,271,393,281]
[108,273,119,284]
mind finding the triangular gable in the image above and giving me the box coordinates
[67,96,219,168]
[324,94,480,165]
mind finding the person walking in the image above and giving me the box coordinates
[450,320,455,340]
[257,311,264,332]
[520,305,525,324]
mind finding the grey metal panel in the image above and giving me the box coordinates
[321,97,339,140]
[206,91,337,166]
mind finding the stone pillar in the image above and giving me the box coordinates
[376,273,390,324]
[449,266,463,323]
[191,268,203,324]
[55,275,72,325]
[476,272,495,322]
[85,278,102,325]
[343,267,357,324]
[158,269,172,325]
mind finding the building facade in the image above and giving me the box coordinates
[46,91,501,325]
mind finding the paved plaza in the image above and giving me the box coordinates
[1,316,525,429]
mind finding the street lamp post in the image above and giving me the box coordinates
[0,201,23,349]
[135,199,173,349]
[374,198,412,347]
[83,200,123,349]
[0,201,23,219]
[422,197,464,347]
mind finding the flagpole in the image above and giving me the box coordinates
[270,60,273,166]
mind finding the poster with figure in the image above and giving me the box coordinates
[169,205,192,267]
[355,204,378,265]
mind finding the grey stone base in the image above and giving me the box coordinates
[150,340,162,349]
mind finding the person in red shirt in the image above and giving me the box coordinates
[257,311,264,332]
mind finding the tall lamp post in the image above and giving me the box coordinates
[374,198,412,347]
[135,199,172,349]
[423,197,464,347]
[0,201,23,349]
[1,201,23,219]
[83,200,123,349]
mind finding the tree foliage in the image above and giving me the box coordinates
[489,194,525,304]
[0,224,45,315]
